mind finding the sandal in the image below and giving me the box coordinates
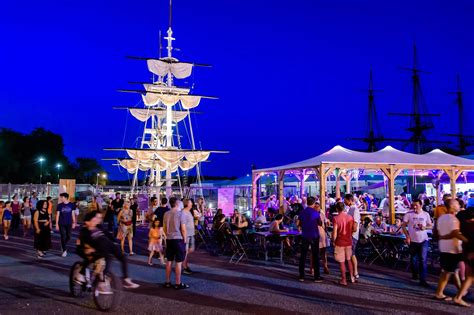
[453,298,471,307]
[163,282,172,288]
[174,283,190,290]
[434,295,452,301]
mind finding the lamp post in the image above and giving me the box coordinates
[56,163,62,182]
[38,157,45,184]
[96,173,107,186]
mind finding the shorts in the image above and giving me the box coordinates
[166,239,186,262]
[23,215,31,221]
[120,224,133,237]
[186,236,195,251]
[352,238,358,255]
[148,241,163,252]
[334,246,352,263]
[440,253,462,272]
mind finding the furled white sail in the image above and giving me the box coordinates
[119,159,152,173]
[141,93,201,109]
[179,160,196,171]
[126,149,187,165]
[118,159,171,174]
[147,59,193,79]
[125,149,210,168]
[130,108,188,123]
[185,151,211,164]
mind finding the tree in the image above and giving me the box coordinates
[72,158,103,184]
[0,127,104,184]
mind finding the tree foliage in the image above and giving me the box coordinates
[0,127,104,184]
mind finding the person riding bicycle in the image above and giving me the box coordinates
[76,211,139,293]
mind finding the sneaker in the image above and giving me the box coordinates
[298,278,305,282]
[314,277,323,283]
[183,267,193,275]
[123,278,140,289]
[61,250,67,257]
[4,235,8,240]
[97,281,113,295]
[74,273,86,284]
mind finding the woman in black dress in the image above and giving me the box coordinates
[33,200,51,258]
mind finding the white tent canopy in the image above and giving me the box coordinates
[255,145,474,173]
[252,145,474,224]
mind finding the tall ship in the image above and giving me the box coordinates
[105,1,227,197]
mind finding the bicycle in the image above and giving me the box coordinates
[69,259,122,312]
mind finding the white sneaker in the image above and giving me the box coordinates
[74,272,86,284]
[97,281,113,295]
[123,278,140,289]
[61,250,67,257]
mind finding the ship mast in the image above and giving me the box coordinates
[349,69,384,152]
[388,43,449,153]
[105,0,227,197]
[443,74,474,154]
[164,22,175,196]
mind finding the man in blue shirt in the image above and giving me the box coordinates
[55,192,76,257]
[297,196,323,282]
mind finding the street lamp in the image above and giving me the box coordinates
[56,163,62,182]
[96,173,107,186]
[38,157,45,184]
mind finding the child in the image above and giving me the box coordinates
[148,219,165,266]
[389,218,403,235]
[22,197,32,237]
[1,201,12,240]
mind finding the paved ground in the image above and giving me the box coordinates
[0,226,472,314]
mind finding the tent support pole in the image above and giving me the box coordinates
[335,168,341,199]
[319,164,327,211]
[278,171,285,214]
[299,169,306,198]
[251,172,262,217]
[381,165,402,225]
[342,172,353,195]
[435,171,443,206]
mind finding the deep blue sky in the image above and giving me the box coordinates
[1,0,473,180]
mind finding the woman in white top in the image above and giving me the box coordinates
[435,199,466,302]
[255,210,267,224]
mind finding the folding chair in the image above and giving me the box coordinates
[367,236,387,265]
[229,234,248,264]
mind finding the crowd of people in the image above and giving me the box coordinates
[2,187,474,305]
[252,189,474,307]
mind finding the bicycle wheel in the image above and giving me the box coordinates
[92,272,122,312]
[69,261,85,297]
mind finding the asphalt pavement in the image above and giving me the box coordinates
[0,226,472,315]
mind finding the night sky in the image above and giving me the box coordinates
[1,0,473,180]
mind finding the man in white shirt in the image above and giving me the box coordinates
[344,194,361,279]
[402,199,433,287]
[379,195,390,218]
[435,199,466,300]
